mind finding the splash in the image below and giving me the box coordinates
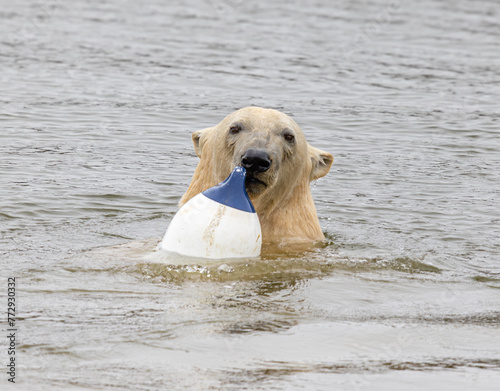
[91,237,442,284]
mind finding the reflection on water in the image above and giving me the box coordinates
[2,0,500,389]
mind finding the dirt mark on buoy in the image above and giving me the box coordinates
[202,204,226,253]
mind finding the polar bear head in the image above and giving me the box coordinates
[180,107,333,244]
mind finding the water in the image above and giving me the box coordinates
[1,0,500,389]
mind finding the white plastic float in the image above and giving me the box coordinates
[160,166,262,259]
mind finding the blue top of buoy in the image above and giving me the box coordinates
[203,166,256,213]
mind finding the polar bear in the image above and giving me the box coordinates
[180,107,333,245]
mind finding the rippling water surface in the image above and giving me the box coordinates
[1,0,500,389]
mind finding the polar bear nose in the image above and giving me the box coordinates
[241,148,272,173]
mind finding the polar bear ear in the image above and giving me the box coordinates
[309,145,333,181]
[192,127,213,158]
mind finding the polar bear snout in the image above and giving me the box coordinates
[241,148,272,174]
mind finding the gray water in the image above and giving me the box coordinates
[1,0,500,389]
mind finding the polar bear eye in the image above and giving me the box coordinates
[229,124,242,134]
[283,132,295,143]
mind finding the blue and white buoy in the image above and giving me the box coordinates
[161,166,262,259]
